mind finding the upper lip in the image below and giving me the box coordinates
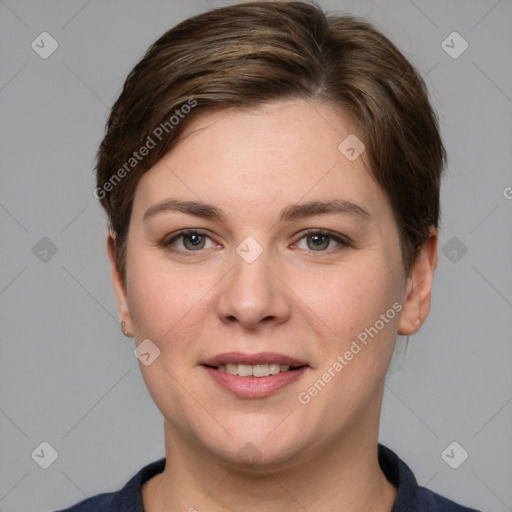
[202,352,308,367]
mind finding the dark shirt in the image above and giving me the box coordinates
[54,444,481,511]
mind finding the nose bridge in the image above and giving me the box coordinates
[216,236,291,329]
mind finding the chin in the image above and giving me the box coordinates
[194,418,313,471]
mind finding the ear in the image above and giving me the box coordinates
[106,231,134,337]
[398,226,438,336]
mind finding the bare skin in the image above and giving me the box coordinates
[107,99,438,512]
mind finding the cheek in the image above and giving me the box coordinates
[294,264,400,413]
[299,261,401,409]
[293,258,399,346]
[125,253,217,426]
[126,250,215,345]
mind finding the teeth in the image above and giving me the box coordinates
[269,363,281,375]
[220,363,293,377]
[237,364,252,377]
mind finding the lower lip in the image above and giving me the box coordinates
[203,366,308,398]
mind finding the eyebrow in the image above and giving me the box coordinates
[143,198,371,223]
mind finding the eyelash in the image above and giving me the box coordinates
[162,228,352,256]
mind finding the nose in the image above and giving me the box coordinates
[216,245,292,331]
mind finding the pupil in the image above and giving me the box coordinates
[185,234,204,249]
[310,234,328,250]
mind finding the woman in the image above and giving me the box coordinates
[57,1,481,511]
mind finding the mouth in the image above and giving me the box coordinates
[204,362,305,377]
[201,352,309,398]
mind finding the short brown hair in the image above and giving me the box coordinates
[95,0,446,281]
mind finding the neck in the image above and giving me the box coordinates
[142,420,397,512]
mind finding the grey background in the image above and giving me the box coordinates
[1,0,511,511]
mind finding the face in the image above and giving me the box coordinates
[109,99,436,469]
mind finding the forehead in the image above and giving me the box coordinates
[132,100,392,225]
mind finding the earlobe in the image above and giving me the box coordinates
[398,227,438,336]
[106,231,134,337]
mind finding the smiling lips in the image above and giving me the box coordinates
[202,352,309,398]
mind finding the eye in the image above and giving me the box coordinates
[164,229,217,253]
[294,230,351,252]
[162,228,351,255]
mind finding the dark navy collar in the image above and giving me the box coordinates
[55,444,481,511]
[377,444,481,511]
